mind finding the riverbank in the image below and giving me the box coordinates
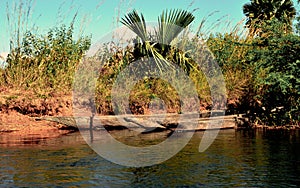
[0,89,298,145]
[0,88,234,143]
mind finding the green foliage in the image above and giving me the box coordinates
[2,24,91,92]
[247,20,300,126]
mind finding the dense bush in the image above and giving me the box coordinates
[247,20,300,126]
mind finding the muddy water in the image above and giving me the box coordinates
[0,129,300,187]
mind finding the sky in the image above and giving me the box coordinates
[0,0,299,54]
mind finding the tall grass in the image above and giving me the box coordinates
[1,0,91,95]
[6,0,36,51]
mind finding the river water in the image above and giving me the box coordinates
[0,129,300,187]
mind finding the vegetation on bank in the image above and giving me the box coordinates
[0,0,299,127]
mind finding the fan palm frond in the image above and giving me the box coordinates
[120,10,148,42]
[120,9,195,73]
[156,9,195,45]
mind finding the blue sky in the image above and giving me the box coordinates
[0,0,299,53]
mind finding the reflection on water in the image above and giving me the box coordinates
[0,129,300,187]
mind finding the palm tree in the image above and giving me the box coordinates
[243,0,296,34]
[120,9,195,72]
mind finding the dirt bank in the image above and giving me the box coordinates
[0,110,76,146]
[0,89,75,143]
